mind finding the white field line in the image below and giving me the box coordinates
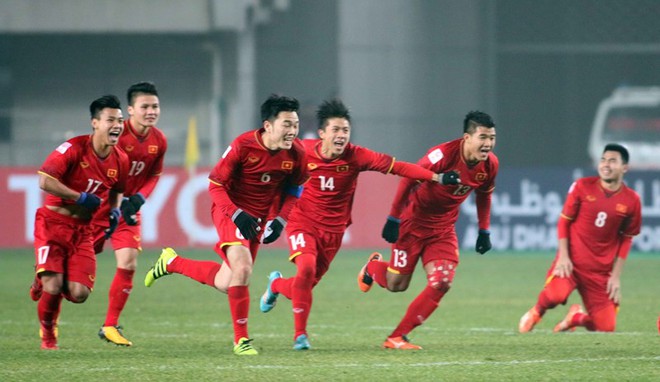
[3,356,659,375]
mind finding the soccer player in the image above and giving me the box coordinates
[30,95,129,350]
[93,82,167,346]
[259,99,452,350]
[518,143,641,333]
[143,94,308,356]
[357,111,498,350]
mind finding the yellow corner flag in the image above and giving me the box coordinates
[185,116,200,174]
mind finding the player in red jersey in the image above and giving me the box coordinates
[357,111,498,350]
[30,95,129,350]
[518,143,641,333]
[257,99,452,350]
[92,82,167,346]
[143,94,308,355]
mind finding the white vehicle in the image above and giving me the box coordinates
[588,86,660,169]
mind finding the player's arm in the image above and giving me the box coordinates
[104,189,123,238]
[553,215,574,278]
[263,152,309,244]
[389,161,438,182]
[553,181,581,278]
[607,235,633,304]
[38,172,101,211]
[262,182,305,244]
[475,190,493,254]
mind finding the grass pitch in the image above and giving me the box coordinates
[1,248,659,381]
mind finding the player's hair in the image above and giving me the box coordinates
[604,143,630,164]
[463,111,495,134]
[127,81,159,106]
[316,98,351,130]
[89,95,121,119]
[260,94,300,122]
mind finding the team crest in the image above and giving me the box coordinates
[107,168,117,178]
[148,145,158,154]
[80,161,90,168]
[475,172,487,181]
[586,195,597,202]
[337,165,349,172]
[124,145,135,152]
[281,161,293,169]
[616,204,628,213]
[248,156,259,163]
[307,163,318,170]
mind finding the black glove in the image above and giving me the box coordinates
[120,193,146,226]
[476,229,492,255]
[104,208,121,239]
[262,217,286,244]
[439,170,460,185]
[76,192,101,211]
[232,209,261,240]
[382,215,400,243]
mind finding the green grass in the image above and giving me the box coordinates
[1,248,659,381]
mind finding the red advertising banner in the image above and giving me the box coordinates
[0,167,397,249]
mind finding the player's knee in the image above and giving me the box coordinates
[67,289,91,303]
[427,260,456,293]
[591,308,616,332]
[386,277,410,292]
[296,261,315,281]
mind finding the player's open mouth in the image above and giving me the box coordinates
[333,140,346,148]
[108,131,121,142]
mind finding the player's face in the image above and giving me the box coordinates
[319,118,351,158]
[463,126,496,163]
[264,111,299,150]
[92,108,124,146]
[598,150,627,183]
[128,94,160,129]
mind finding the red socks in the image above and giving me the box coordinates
[168,256,221,287]
[534,277,575,316]
[366,260,389,288]
[38,291,62,338]
[104,268,134,327]
[390,286,445,338]
[228,285,250,343]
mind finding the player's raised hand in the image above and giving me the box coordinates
[232,209,261,240]
[382,215,400,243]
[438,170,461,185]
[76,192,102,211]
[262,217,286,244]
[104,208,121,239]
[475,229,492,254]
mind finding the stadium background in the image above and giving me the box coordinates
[1,0,659,251]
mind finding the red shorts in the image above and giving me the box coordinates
[546,257,617,315]
[33,207,96,289]
[389,221,458,275]
[211,205,263,265]
[92,220,142,254]
[286,221,344,282]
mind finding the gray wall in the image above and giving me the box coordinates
[0,0,658,167]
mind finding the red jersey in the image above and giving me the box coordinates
[38,135,129,214]
[93,120,167,225]
[117,120,167,196]
[289,139,411,232]
[562,176,642,273]
[392,138,499,232]
[208,128,308,219]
